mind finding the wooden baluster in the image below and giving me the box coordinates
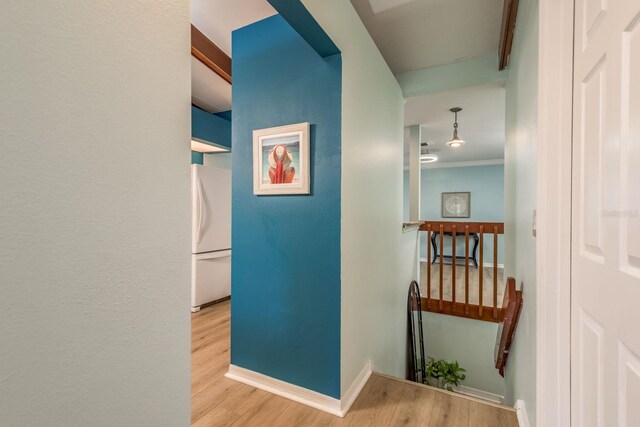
[493,226,498,319]
[427,224,432,308]
[465,225,470,315]
[479,225,484,317]
[439,224,444,311]
[451,225,456,312]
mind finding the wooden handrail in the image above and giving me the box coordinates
[420,220,505,323]
[495,277,523,375]
[419,221,504,234]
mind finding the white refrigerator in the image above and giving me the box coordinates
[191,164,231,312]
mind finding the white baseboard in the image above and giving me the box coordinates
[340,361,373,415]
[483,262,505,269]
[453,385,503,404]
[225,365,342,416]
[515,399,530,427]
[225,362,372,417]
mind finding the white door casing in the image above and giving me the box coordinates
[536,1,573,425]
[572,1,640,426]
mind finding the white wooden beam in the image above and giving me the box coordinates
[408,125,421,221]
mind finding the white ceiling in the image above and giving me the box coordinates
[350,0,503,74]
[190,0,276,113]
[404,82,506,166]
[191,0,276,56]
[191,57,232,113]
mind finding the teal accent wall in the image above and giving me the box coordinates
[267,0,339,58]
[191,151,203,165]
[214,110,232,121]
[231,15,342,399]
[191,106,230,164]
[192,105,231,149]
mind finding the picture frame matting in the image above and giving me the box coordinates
[252,122,310,195]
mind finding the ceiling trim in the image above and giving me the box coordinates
[418,159,505,169]
[191,24,232,84]
[191,137,230,153]
[397,54,507,99]
[498,0,520,70]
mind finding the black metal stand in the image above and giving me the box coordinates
[406,281,426,384]
[430,231,480,268]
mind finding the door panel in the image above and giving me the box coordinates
[582,0,606,50]
[577,308,604,427]
[572,1,640,426]
[579,57,606,260]
[618,342,640,426]
[621,16,640,274]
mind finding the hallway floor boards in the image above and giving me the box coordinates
[191,300,518,426]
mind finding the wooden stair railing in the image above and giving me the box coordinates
[495,277,523,376]
[419,221,506,323]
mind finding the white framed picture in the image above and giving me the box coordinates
[253,122,310,195]
[441,192,471,218]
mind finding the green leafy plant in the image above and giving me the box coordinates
[423,357,467,391]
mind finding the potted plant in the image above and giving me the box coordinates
[423,357,467,392]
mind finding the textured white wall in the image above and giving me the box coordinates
[423,314,505,396]
[503,0,539,423]
[0,1,192,424]
[302,0,408,396]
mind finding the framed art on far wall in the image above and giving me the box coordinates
[441,192,471,218]
[253,122,310,195]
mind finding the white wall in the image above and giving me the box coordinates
[423,314,505,397]
[204,152,232,170]
[302,0,409,396]
[0,1,192,424]
[503,0,539,423]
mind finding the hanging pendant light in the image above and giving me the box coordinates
[447,107,465,148]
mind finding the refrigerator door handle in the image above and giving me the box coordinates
[196,178,204,244]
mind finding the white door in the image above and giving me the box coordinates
[572,1,640,425]
[192,164,231,254]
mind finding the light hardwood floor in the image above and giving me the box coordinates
[191,300,518,426]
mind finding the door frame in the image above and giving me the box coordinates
[536,0,574,425]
